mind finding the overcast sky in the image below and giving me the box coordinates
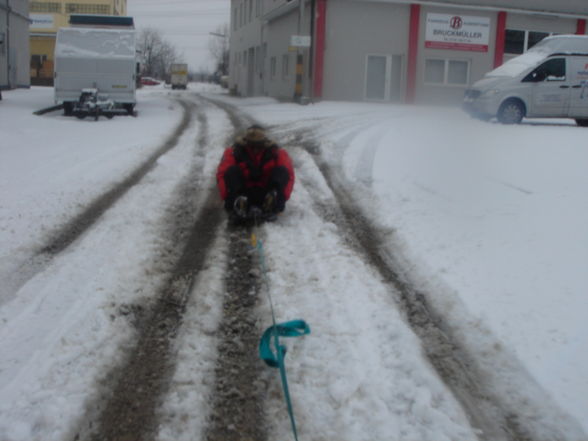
[127,0,231,73]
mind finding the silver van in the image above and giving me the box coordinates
[463,35,588,126]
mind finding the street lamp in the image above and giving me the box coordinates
[209,31,229,77]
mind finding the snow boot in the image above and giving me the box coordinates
[262,190,278,221]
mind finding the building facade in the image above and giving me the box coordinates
[1,0,30,90]
[229,0,588,104]
[29,0,126,84]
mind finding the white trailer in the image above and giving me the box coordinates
[170,63,188,90]
[54,27,137,118]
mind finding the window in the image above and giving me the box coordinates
[233,7,238,30]
[66,3,110,14]
[447,60,469,85]
[249,0,253,22]
[425,59,445,84]
[505,29,550,54]
[282,54,290,79]
[243,50,247,66]
[262,43,267,73]
[270,56,277,79]
[31,2,61,13]
[255,46,261,72]
[528,31,549,50]
[523,58,566,82]
[425,59,469,85]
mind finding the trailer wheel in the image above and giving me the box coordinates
[124,104,135,116]
[63,102,74,116]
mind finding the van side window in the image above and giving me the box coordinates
[523,58,565,82]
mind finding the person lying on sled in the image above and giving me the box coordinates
[216,125,295,222]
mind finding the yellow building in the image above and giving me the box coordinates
[29,0,127,84]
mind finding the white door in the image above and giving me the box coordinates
[389,55,402,102]
[365,55,390,101]
[526,57,569,117]
[568,57,588,118]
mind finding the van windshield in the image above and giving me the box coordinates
[486,35,588,78]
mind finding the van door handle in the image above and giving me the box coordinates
[572,85,582,88]
[559,85,570,89]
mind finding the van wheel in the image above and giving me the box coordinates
[575,119,588,127]
[498,99,525,124]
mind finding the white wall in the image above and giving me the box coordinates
[0,1,30,89]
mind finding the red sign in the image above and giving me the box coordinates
[425,13,490,52]
[450,16,463,29]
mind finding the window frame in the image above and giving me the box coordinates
[424,58,470,86]
[65,3,110,14]
[504,29,554,55]
[31,2,61,13]
[270,56,277,79]
[282,53,290,79]
[522,57,566,83]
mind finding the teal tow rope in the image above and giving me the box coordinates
[259,320,310,441]
[251,231,310,441]
[259,320,311,368]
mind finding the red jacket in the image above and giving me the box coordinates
[216,142,295,200]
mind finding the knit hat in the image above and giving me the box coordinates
[243,125,266,143]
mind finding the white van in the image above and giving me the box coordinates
[463,35,588,126]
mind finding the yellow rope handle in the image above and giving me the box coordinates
[251,232,257,247]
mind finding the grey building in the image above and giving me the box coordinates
[0,0,30,91]
[229,0,588,104]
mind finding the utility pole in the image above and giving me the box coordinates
[3,0,10,90]
[294,0,305,102]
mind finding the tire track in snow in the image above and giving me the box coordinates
[196,96,270,441]
[186,99,541,440]
[203,226,268,441]
[289,138,536,441]
[79,96,270,441]
[41,100,194,256]
[84,193,223,441]
[72,97,226,441]
[0,99,193,307]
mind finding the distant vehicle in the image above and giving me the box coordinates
[463,35,588,126]
[140,77,161,86]
[220,75,229,89]
[54,27,137,119]
[170,63,188,90]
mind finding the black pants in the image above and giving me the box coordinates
[224,165,289,212]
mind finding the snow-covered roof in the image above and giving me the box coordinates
[487,35,588,78]
[55,28,136,59]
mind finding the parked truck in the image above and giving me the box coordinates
[54,27,137,119]
[170,63,188,90]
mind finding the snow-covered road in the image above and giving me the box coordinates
[0,85,586,441]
